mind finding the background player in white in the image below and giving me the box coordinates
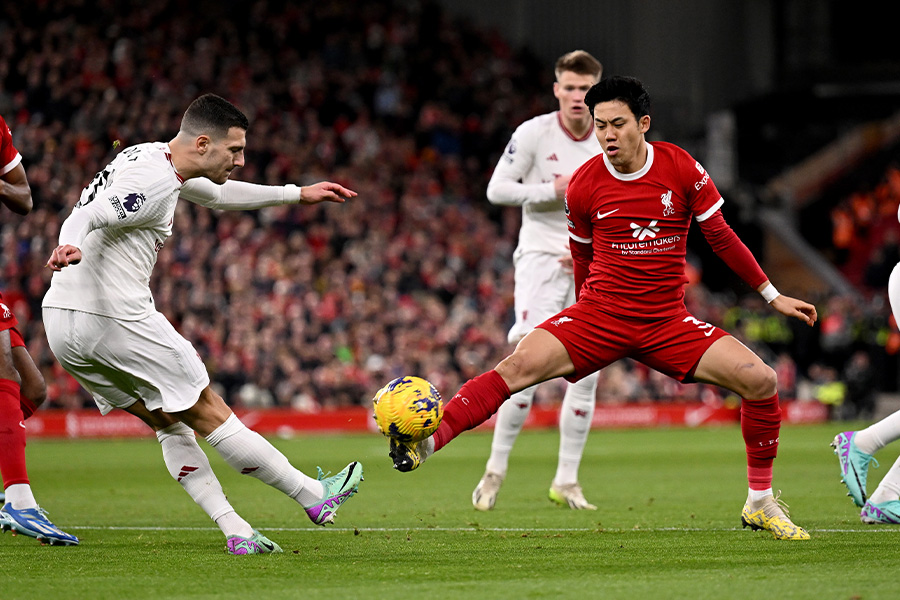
[42,94,362,554]
[472,51,603,511]
[833,201,900,524]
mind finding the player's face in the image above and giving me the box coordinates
[592,100,650,174]
[553,71,597,128]
[201,126,246,184]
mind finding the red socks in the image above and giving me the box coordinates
[433,370,511,452]
[741,393,781,490]
[0,377,29,487]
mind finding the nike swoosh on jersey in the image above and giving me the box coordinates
[596,209,619,219]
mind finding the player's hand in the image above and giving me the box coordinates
[299,181,357,205]
[553,173,572,200]
[46,245,82,271]
[558,255,574,274]
[770,294,817,327]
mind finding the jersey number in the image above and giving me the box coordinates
[77,168,111,208]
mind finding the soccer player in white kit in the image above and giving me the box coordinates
[42,94,362,554]
[472,51,603,511]
[833,201,900,524]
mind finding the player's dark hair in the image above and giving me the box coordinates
[554,50,603,80]
[585,76,651,120]
[180,93,249,139]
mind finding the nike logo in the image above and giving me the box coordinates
[259,539,275,551]
[596,209,619,219]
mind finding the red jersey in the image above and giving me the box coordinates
[0,115,23,177]
[566,141,724,317]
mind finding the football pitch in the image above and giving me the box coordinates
[2,423,897,599]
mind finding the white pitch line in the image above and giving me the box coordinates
[64,525,900,534]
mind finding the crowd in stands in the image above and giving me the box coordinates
[1,1,895,417]
[830,162,900,291]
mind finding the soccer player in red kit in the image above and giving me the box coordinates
[389,76,817,540]
[0,114,78,545]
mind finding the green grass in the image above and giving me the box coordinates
[3,423,899,599]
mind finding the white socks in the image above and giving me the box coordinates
[748,487,773,502]
[854,411,900,455]
[3,483,37,510]
[554,373,597,486]
[485,373,597,486]
[156,422,252,538]
[485,385,537,475]
[205,414,323,507]
[870,455,900,504]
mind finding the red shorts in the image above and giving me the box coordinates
[0,292,24,347]
[536,297,729,383]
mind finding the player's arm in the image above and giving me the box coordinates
[565,183,593,299]
[0,162,33,215]
[697,208,817,326]
[569,237,592,301]
[45,189,124,270]
[180,178,356,210]
[486,126,558,207]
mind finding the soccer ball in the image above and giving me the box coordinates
[372,376,443,442]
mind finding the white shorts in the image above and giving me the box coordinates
[43,307,210,415]
[507,251,576,344]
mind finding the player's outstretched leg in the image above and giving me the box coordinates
[0,502,79,546]
[740,491,809,540]
[390,371,511,473]
[205,414,363,526]
[831,431,876,507]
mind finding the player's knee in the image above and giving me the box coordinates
[745,364,777,400]
[495,352,539,392]
[21,376,47,410]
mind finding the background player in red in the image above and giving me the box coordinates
[0,114,78,545]
[389,76,818,541]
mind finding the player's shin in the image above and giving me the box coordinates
[0,378,29,491]
[156,422,253,538]
[555,372,597,486]
[741,393,781,491]
[485,385,537,475]
[433,370,511,452]
[204,414,324,506]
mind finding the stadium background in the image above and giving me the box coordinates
[2,0,899,432]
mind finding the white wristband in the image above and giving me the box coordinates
[760,283,779,303]
[284,184,302,204]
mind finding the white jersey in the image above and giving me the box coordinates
[487,111,600,256]
[43,142,300,320]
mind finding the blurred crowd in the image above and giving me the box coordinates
[830,163,900,292]
[1,1,896,416]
